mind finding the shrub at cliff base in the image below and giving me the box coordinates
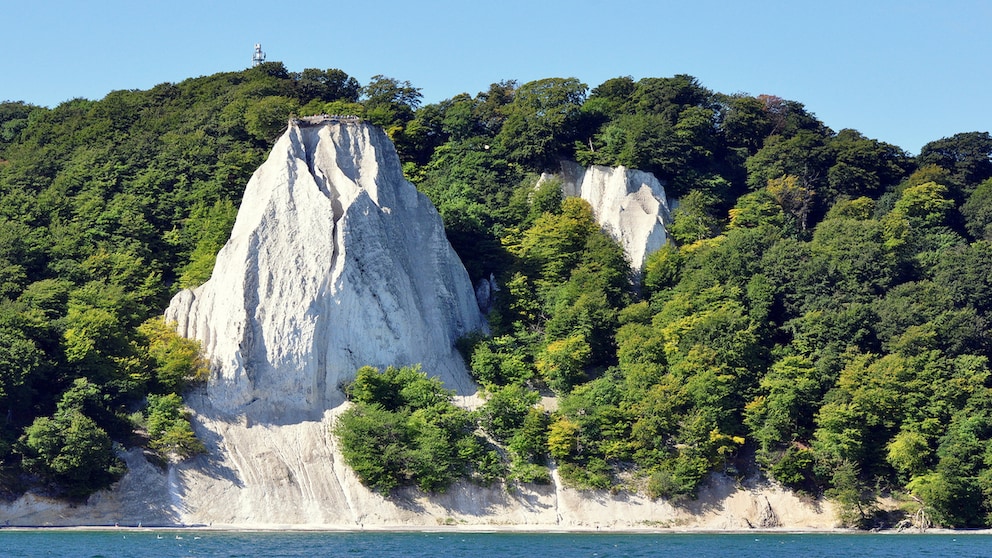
[334,365,503,493]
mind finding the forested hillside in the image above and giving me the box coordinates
[2,65,992,528]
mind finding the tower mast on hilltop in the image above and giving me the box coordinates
[252,43,266,67]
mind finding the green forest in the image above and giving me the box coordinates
[2,63,992,528]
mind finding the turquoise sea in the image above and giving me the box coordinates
[0,531,989,558]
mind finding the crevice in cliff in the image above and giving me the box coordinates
[294,123,347,293]
[331,124,358,183]
[312,316,328,411]
[301,129,331,198]
[296,124,346,225]
[240,232,262,391]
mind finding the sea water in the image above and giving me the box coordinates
[0,530,988,557]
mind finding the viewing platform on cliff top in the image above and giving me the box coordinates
[291,114,362,127]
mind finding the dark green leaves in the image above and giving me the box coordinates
[335,366,500,493]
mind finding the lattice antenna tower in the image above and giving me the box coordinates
[252,43,266,67]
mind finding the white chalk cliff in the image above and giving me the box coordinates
[554,160,673,273]
[165,118,484,419]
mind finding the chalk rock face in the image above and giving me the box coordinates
[556,160,672,273]
[474,273,499,314]
[165,119,484,419]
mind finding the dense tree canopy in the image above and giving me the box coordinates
[397,74,991,528]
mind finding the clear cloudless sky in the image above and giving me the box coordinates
[3,0,990,155]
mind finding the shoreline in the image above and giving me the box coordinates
[2,524,989,535]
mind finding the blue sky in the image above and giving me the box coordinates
[4,0,989,155]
